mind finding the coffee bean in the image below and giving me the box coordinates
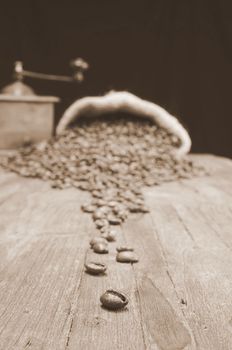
[144,177,158,186]
[101,229,117,242]
[107,215,122,225]
[116,251,139,263]
[92,209,106,220]
[78,183,89,191]
[93,242,109,254]
[82,204,96,213]
[92,190,103,198]
[108,201,119,208]
[116,210,128,220]
[139,205,150,213]
[94,199,108,207]
[94,219,109,229]
[99,226,108,234]
[90,237,108,248]
[100,289,129,310]
[85,262,107,275]
[128,205,142,213]
[116,246,134,252]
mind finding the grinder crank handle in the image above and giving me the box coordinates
[14,58,89,83]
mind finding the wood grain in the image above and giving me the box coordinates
[0,154,231,349]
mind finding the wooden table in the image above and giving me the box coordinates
[0,155,231,350]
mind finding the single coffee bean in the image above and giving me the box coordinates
[116,251,139,263]
[101,230,117,242]
[117,210,128,220]
[107,201,119,208]
[92,209,106,220]
[107,215,122,225]
[85,262,107,275]
[82,204,96,213]
[131,188,142,195]
[99,226,108,234]
[90,236,108,248]
[92,190,103,198]
[99,206,110,214]
[128,205,141,213]
[94,219,109,229]
[144,177,157,186]
[78,183,89,191]
[93,242,109,254]
[134,198,144,205]
[116,246,134,252]
[94,199,108,207]
[139,205,150,213]
[100,289,129,310]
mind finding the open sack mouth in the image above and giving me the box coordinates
[56,91,192,157]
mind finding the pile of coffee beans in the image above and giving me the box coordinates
[0,115,204,233]
[0,114,205,310]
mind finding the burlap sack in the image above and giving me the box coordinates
[56,91,191,156]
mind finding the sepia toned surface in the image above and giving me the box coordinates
[0,154,231,349]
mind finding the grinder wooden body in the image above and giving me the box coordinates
[0,82,59,149]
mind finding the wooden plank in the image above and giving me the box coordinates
[140,158,232,349]
[67,225,146,350]
[0,171,145,349]
[0,174,93,349]
[122,215,193,350]
[146,203,232,349]
[190,154,232,197]
[0,155,231,349]
[0,174,89,271]
[0,235,86,349]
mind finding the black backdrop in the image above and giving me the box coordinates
[0,0,231,157]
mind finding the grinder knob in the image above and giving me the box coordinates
[70,58,89,82]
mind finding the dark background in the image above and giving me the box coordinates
[0,0,231,157]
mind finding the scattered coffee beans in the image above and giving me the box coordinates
[100,289,129,310]
[0,115,206,312]
[0,115,205,238]
[0,116,205,236]
[85,262,107,275]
